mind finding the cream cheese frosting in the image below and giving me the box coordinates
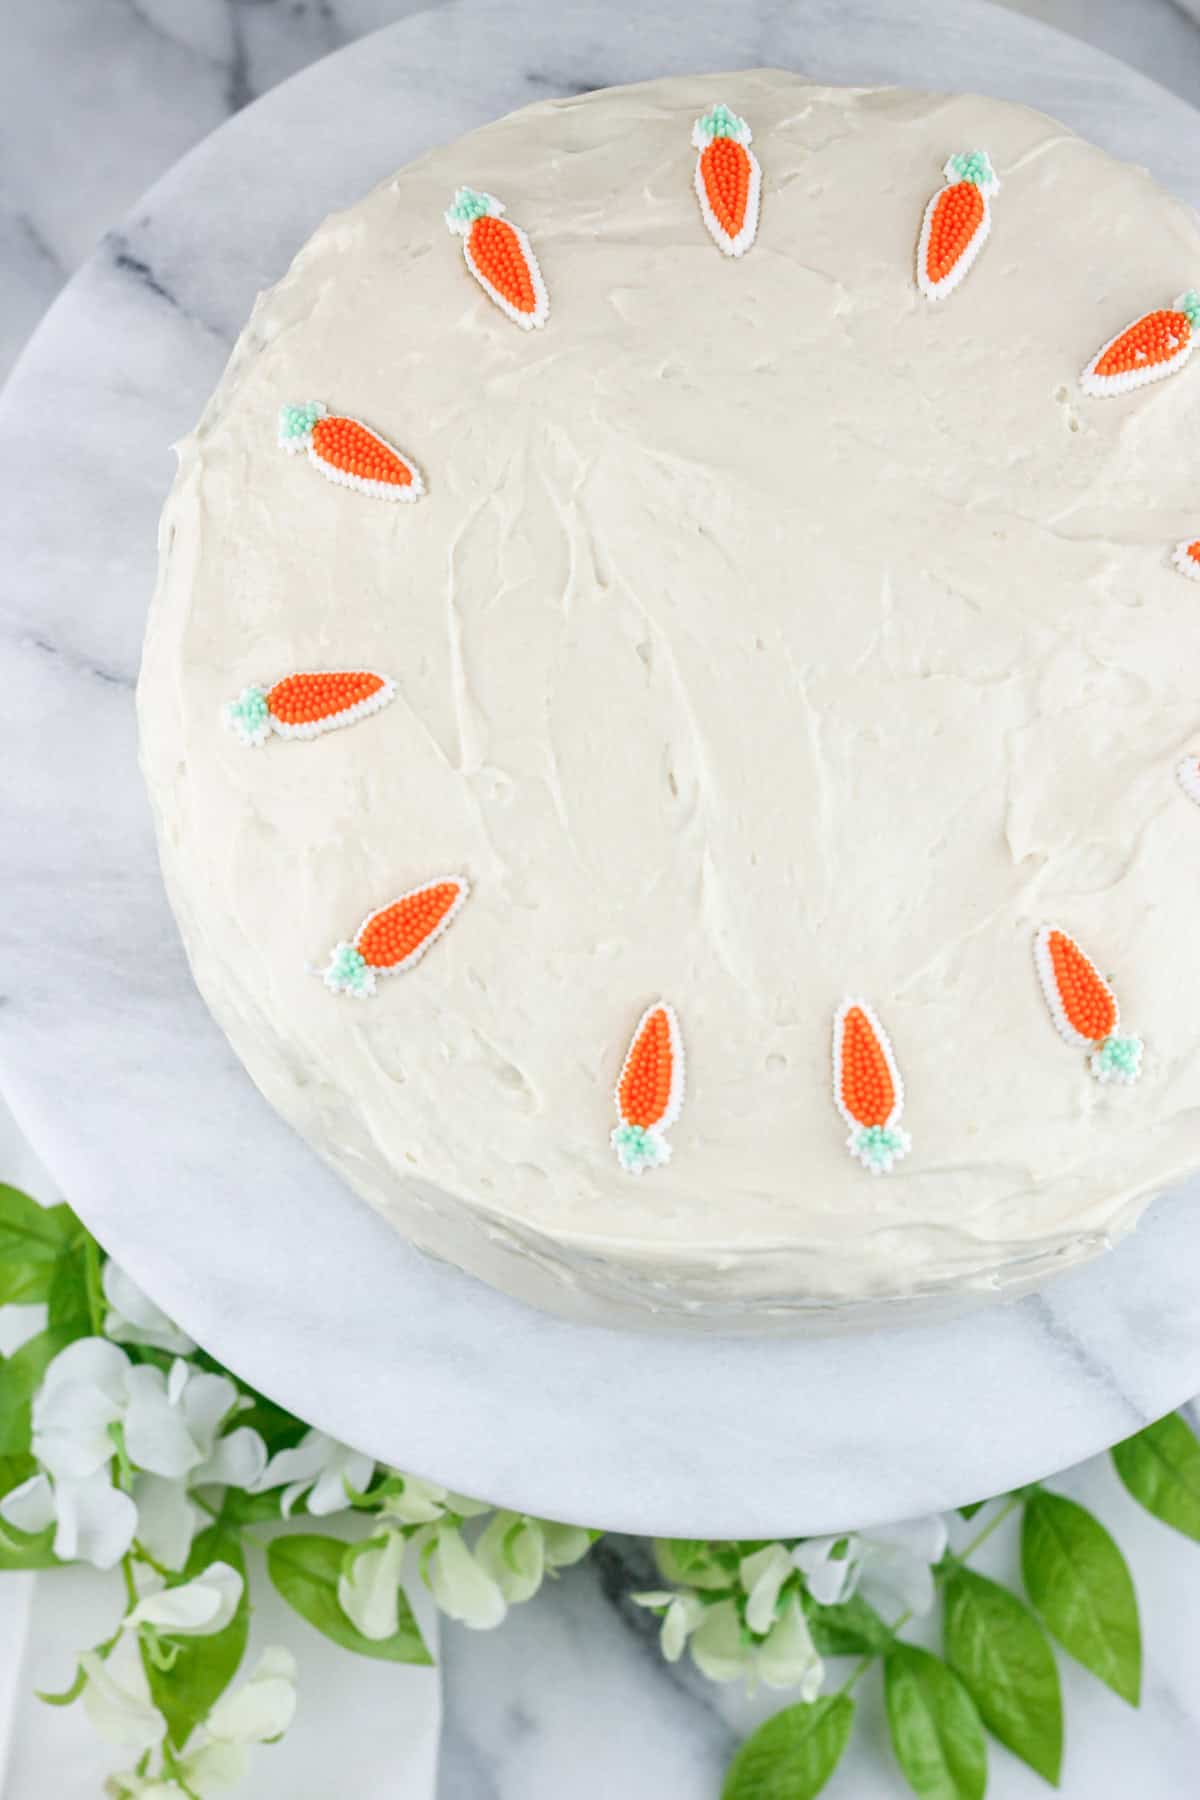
[138,70,1200,1333]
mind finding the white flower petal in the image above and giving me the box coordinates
[102,1264,196,1356]
[127,1562,243,1637]
[661,1593,706,1662]
[792,1537,858,1607]
[541,1522,593,1569]
[195,1426,268,1492]
[380,1474,447,1525]
[308,1447,374,1517]
[54,1473,138,1570]
[689,1599,749,1684]
[758,1595,824,1696]
[33,1381,123,1480]
[178,1371,238,1460]
[81,1639,165,1752]
[179,1742,248,1789]
[337,1532,406,1640]
[132,1474,197,1572]
[863,1515,949,1565]
[206,1647,297,1745]
[0,1473,55,1535]
[475,1512,545,1604]
[427,1525,507,1630]
[123,1367,202,1479]
[253,1431,334,1494]
[39,1338,130,1404]
[740,1544,793,1636]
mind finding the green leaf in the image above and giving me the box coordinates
[46,1250,92,1330]
[1111,1412,1200,1543]
[801,1588,894,1656]
[722,1695,854,1800]
[219,1485,284,1527]
[654,1537,734,1590]
[267,1534,432,1664]
[1021,1491,1140,1704]
[0,1263,54,1306]
[885,1644,987,1800]
[0,1325,83,1456]
[0,1515,59,1571]
[0,1187,77,1266]
[0,1451,36,1499]
[958,1503,985,1522]
[145,1526,249,1750]
[943,1566,1062,1785]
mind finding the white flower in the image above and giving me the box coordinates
[252,1429,373,1517]
[541,1522,593,1569]
[423,1522,506,1629]
[150,1649,299,1794]
[23,1338,265,1490]
[80,1635,166,1753]
[474,1512,546,1604]
[337,1532,407,1640]
[31,1338,131,1479]
[759,1595,825,1696]
[105,1779,188,1800]
[126,1562,243,1638]
[632,1589,707,1662]
[793,1515,948,1619]
[103,1263,196,1356]
[124,1361,265,1489]
[377,1473,449,1525]
[740,1543,794,1635]
[689,1593,824,1696]
[1,1468,137,1570]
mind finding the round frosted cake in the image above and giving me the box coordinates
[139,69,1200,1333]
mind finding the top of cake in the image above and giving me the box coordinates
[139,70,1200,1330]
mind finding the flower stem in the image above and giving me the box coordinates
[120,1554,138,1612]
[83,1233,106,1336]
[947,1493,1024,1568]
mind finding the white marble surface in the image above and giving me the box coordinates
[5,0,1200,1548]
[4,3,1200,1795]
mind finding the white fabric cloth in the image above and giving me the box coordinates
[0,1092,442,1798]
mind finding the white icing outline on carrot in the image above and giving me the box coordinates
[916,151,999,301]
[278,401,425,501]
[1033,925,1143,1084]
[322,878,469,998]
[692,105,761,259]
[1080,291,1200,398]
[224,672,395,747]
[445,188,549,330]
[832,998,912,1174]
[611,1001,685,1174]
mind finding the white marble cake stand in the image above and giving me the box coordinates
[3,0,1200,1540]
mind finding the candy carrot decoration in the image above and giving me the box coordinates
[832,1000,911,1174]
[916,151,998,300]
[322,879,468,998]
[1177,757,1200,806]
[611,1002,685,1173]
[1173,539,1200,580]
[278,402,425,500]
[692,104,761,258]
[1081,291,1200,397]
[445,188,549,329]
[225,670,394,747]
[1034,927,1143,1083]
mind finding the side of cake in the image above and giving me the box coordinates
[139,70,1200,1331]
